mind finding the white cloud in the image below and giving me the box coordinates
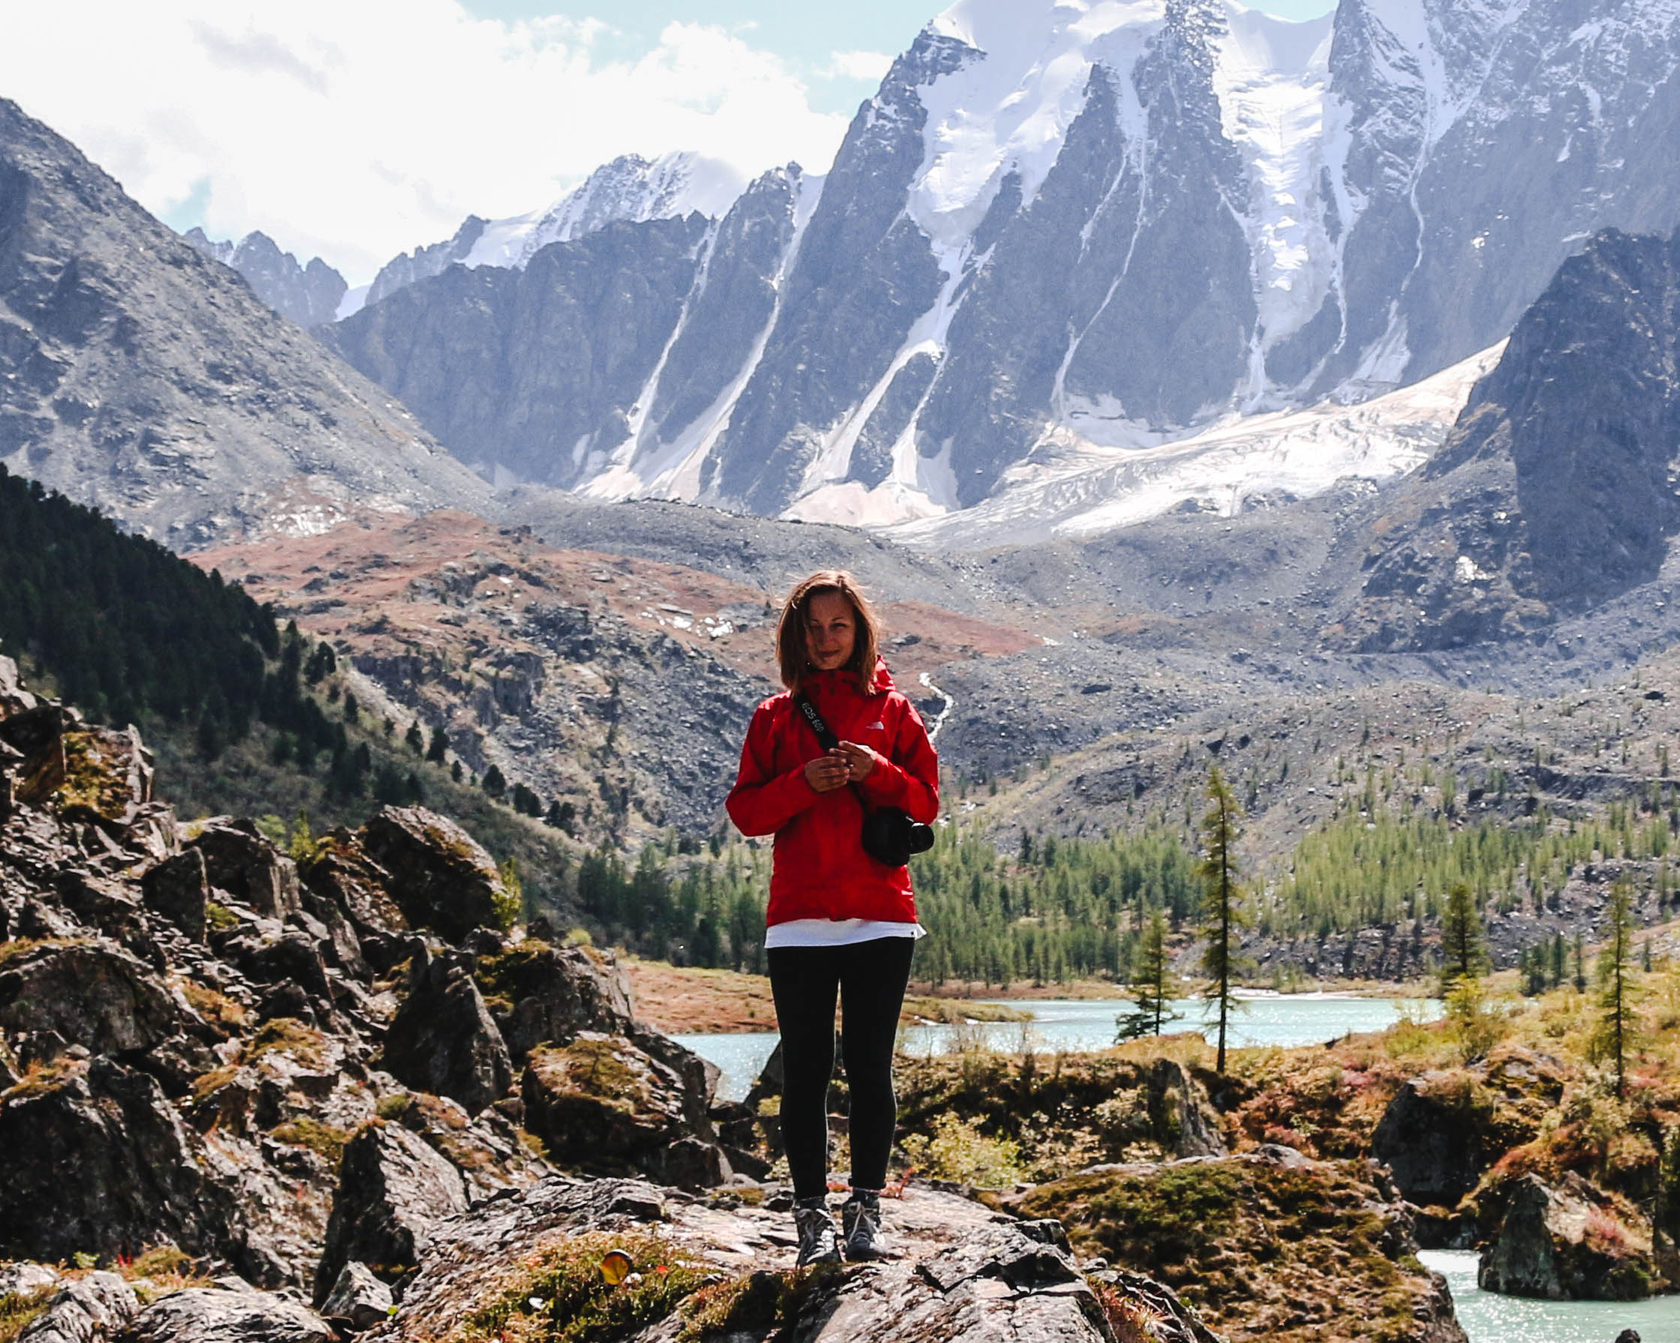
[0,1,852,284]
[819,50,894,83]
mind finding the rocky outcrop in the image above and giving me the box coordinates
[371,1175,1210,1343]
[1372,1075,1487,1209]
[357,807,510,942]
[188,821,301,921]
[118,1285,332,1343]
[315,1121,468,1303]
[1347,226,1680,652]
[522,1032,728,1190]
[16,1271,138,1343]
[318,1260,393,1332]
[473,938,635,1063]
[183,227,348,330]
[1478,1172,1656,1301]
[140,849,208,942]
[380,948,513,1114]
[0,1056,260,1277]
[0,942,186,1064]
[1010,1148,1467,1343]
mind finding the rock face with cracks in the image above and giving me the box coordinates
[1478,1172,1656,1301]
[366,1175,1213,1343]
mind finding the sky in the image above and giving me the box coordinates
[0,0,1337,287]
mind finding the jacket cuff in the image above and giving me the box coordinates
[859,760,909,806]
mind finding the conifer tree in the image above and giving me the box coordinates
[1198,765,1250,1073]
[1596,881,1639,1097]
[1117,908,1181,1040]
[1439,881,1488,996]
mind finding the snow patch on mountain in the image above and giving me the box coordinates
[910,1,1166,256]
[878,340,1506,549]
[579,168,826,504]
[1211,4,1335,376]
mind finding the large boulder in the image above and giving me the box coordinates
[358,807,509,943]
[315,1121,468,1304]
[380,948,513,1115]
[522,1032,727,1190]
[376,1176,1187,1343]
[1478,1172,1655,1300]
[188,820,301,921]
[16,1271,138,1343]
[0,941,185,1063]
[0,705,69,807]
[140,849,209,943]
[319,1261,394,1332]
[1146,1057,1225,1159]
[299,832,408,946]
[118,1286,331,1343]
[1372,1074,1489,1208]
[0,1057,256,1277]
[473,939,635,1063]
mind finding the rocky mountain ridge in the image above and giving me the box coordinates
[324,0,1680,528]
[0,97,490,549]
[182,229,349,330]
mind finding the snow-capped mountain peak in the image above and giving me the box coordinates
[353,151,752,315]
[461,151,751,271]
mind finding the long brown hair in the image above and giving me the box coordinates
[775,571,881,694]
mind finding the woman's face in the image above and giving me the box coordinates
[805,591,857,671]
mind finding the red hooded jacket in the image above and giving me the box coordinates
[726,660,939,926]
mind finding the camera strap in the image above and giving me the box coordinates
[794,693,873,811]
[793,693,839,752]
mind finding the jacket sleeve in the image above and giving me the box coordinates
[726,701,819,837]
[857,697,939,823]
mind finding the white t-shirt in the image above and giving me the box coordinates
[765,918,927,950]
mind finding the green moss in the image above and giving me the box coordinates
[448,1231,708,1342]
[177,979,249,1031]
[472,940,552,1002]
[376,1092,415,1121]
[271,1117,350,1164]
[191,1017,329,1103]
[676,1266,839,1341]
[204,902,239,932]
[246,1017,328,1068]
[0,1290,49,1343]
[530,1039,641,1110]
[0,936,94,967]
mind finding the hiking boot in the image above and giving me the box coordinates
[794,1198,841,1266]
[841,1191,884,1261]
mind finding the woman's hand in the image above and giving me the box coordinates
[804,752,850,793]
[835,741,883,783]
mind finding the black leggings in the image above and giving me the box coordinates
[767,936,915,1200]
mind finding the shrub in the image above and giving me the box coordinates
[901,1113,1022,1189]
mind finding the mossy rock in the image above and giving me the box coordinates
[1010,1149,1453,1343]
[522,1033,688,1169]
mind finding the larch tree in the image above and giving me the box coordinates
[1198,765,1251,1073]
[1438,881,1489,997]
[1595,880,1639,1097]
[1117,907,1181,1041]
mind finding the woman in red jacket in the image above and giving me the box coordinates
[727,570,939,1265]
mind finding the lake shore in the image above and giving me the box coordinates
[623,957,1439,1032]
[623,956,1032,1034]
